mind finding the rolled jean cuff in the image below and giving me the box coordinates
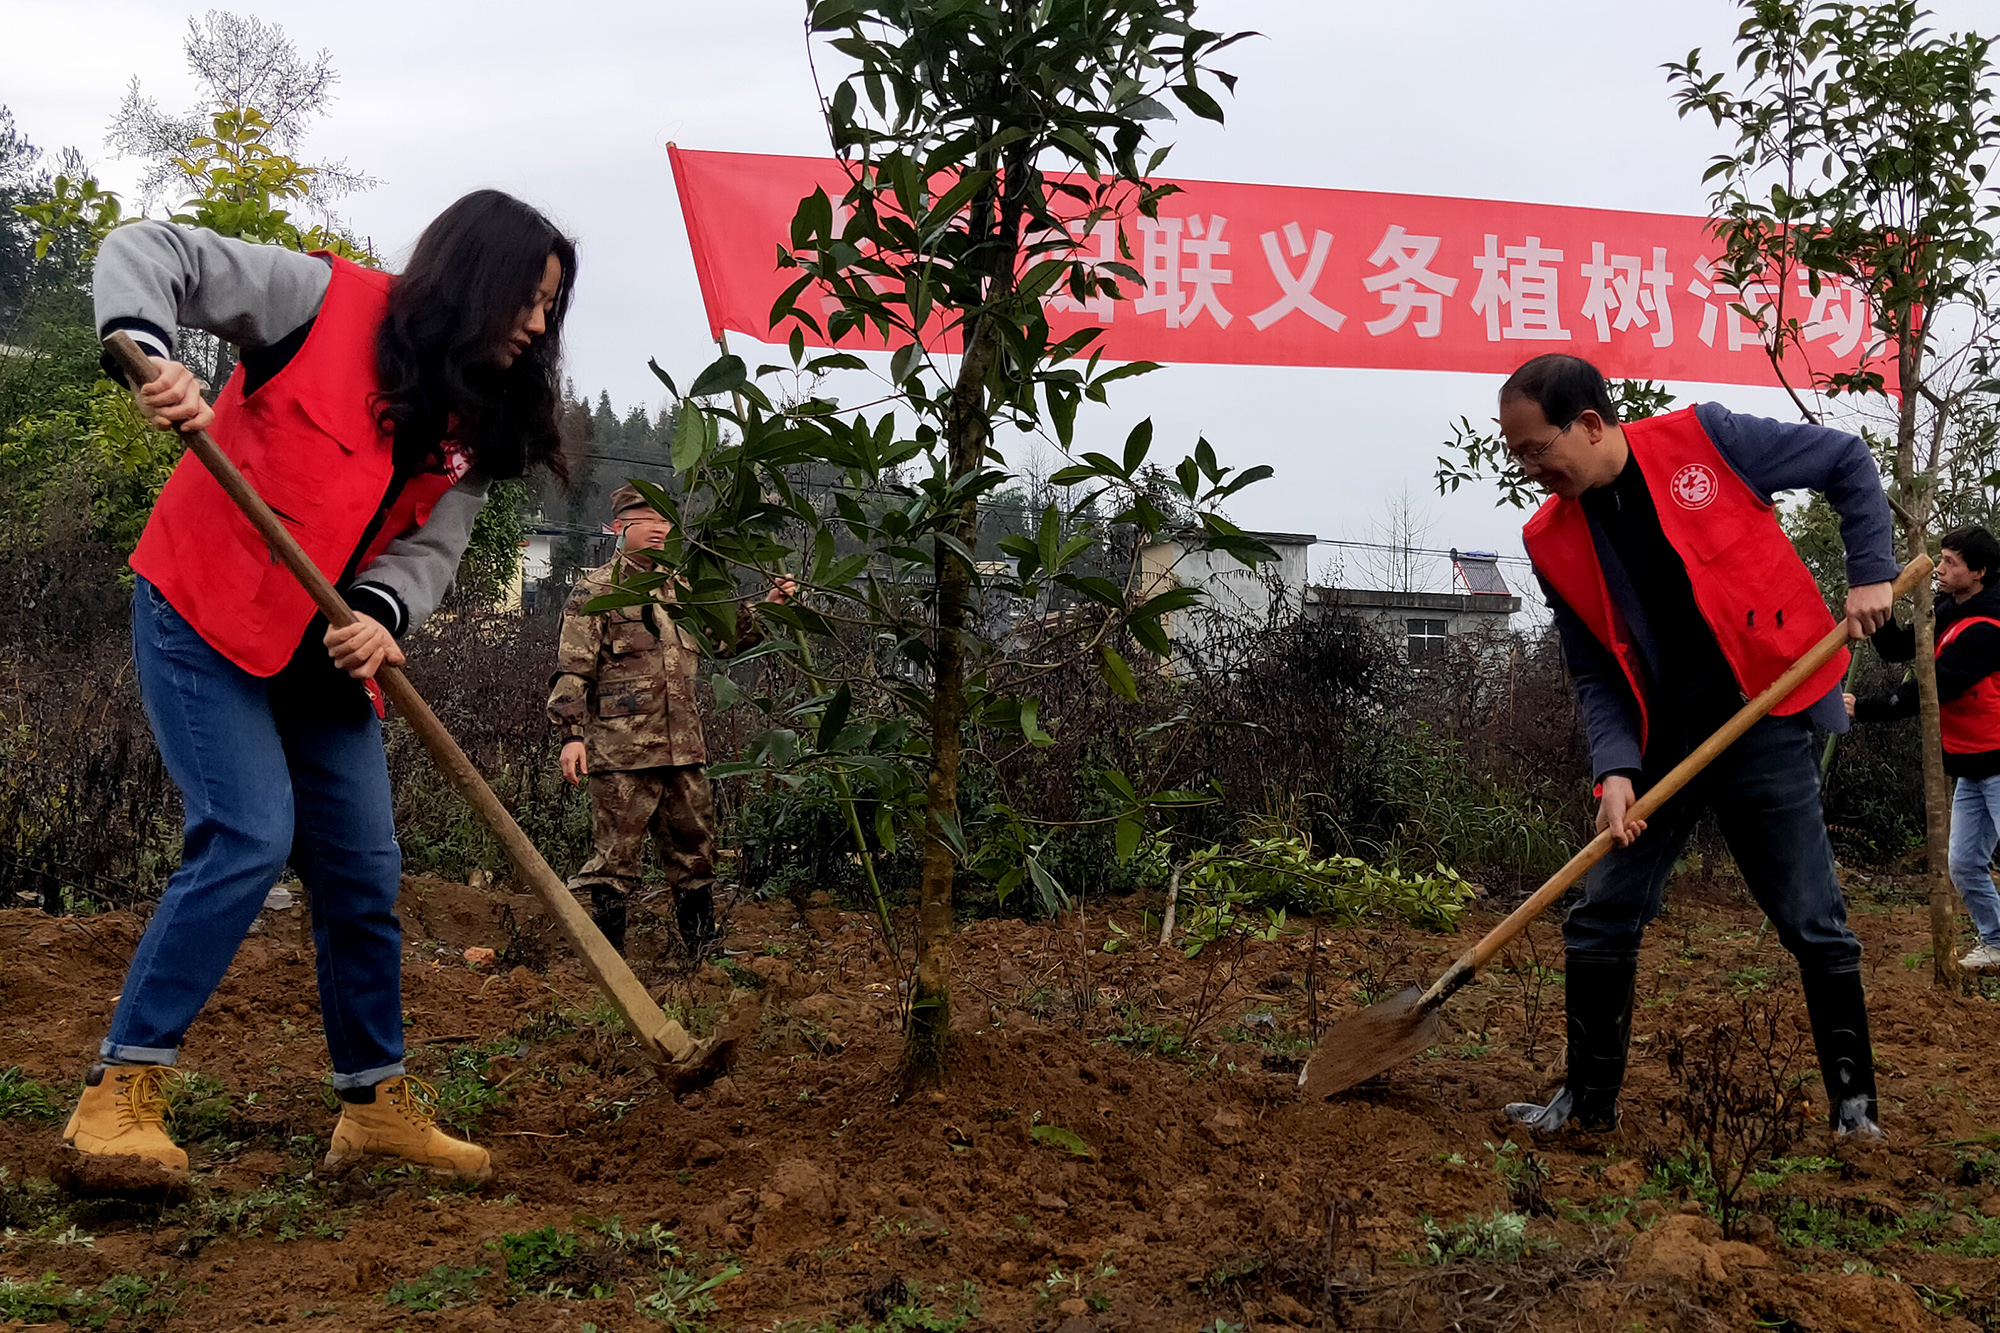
[99,1041,177,1066]
[331,1061,406,1091]
[1797,958,1863,979]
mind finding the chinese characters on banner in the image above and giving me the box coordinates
[669,147,1889,390]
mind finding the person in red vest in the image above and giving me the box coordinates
[1501,353,1897,1140]
[63,194,574,1185]
[1848,525,2000,971]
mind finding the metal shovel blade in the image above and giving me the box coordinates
[1297,986,1441,1099]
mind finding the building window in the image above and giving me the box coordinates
[1406,617,1448,666]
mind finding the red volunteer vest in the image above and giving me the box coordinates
[1522,406,1847,749]
[131,256,463,676]
[1936,615,2000,754]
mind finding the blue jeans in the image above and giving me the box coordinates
[1949,775,2000,948]
[105,579,407,1089]
[1564,713,1862,974]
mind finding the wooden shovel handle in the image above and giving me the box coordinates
[1423,551,1933,1005]
[105,332,681,1067]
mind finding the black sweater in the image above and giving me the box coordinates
[1854,583,2000,778]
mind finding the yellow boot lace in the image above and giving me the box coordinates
[114,1065,173,1132]
[383,1076,444,1132]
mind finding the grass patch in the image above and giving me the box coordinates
[428,1039,518,1133]
[1745,1155,1840,1190]
[1764,1193,2000,1257]
[162,1071,233,1146]
[1220,1019,1311,1059]
[0,1067,65,1123]
[198,1177,351,1242]
[496,1223,583,1284]
[773,1281,979,1333]
[385,1263,489,1311]
[0,1167,76,1233]
[1415,1210,1543,1264]
[0,1271,177,1326]
[489,1217,742,1314]
[1100,1008,1194,1061]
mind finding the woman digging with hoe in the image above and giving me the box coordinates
[61,191,576,1188]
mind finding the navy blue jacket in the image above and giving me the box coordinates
[1540,403,1899,781]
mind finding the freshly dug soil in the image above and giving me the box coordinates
[3,869,1998,1332]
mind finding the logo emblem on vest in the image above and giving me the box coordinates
[1670,463,1717,510]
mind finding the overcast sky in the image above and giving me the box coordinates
[4,0,1991,593]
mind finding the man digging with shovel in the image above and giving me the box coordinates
[1501,353,1897,1141]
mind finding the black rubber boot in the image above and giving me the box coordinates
[1800,967,1884,1140]
[675,882,717,960]
[591,885,628,955]
[1504,952,1639,1135]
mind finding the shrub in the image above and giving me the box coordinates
[1177,827,1475,949]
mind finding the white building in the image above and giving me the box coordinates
[1308,551,1521,664]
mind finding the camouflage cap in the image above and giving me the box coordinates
[608,483,663,520]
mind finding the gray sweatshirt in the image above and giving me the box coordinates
[94,219,490,636]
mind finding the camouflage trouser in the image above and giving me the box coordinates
[568,765,717,905]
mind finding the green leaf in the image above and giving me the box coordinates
[705,760,764,780]
[581,590,657,614]
[1131,585,1202,621]
[925,170,993,229]
[646,358,679,398]
[672,404,712,472]
[1021,696,1053,746]
[1122,418,1154,473]
[1025,855,1069,915]
[689,354,747,399]
[1114,817,1141,863]
[1171,83,1226,123]
[932,811,968,861]
[1129,615,1171,658]
[1097,644,1139,701]
[819,684,852,749]
[1146,790,1215,807]
[710,672,744,710]
[1029,1124,1094,1157]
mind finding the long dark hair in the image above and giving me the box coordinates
[374,189,575,481]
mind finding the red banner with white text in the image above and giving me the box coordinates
[669,146,1888,391]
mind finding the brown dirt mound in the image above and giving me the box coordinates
[1,872,1996,1331]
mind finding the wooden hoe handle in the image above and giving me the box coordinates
[1421,551,1934,1007]
[105,332,680,1067]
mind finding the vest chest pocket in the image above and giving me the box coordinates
[597,674,664,720]
[1675,517,1755,567]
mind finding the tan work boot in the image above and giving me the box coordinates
[62,1064,189,1179]
[323,1076,492,1182]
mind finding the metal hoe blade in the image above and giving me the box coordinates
[1297,986,1442,1099]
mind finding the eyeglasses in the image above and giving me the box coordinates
[1508,416,1576,465]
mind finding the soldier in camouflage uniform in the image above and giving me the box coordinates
[547,484,787,954]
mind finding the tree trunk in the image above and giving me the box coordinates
[1910,577,1960,987]
[903,306,1003,1090]
[1893,340,1961,990]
